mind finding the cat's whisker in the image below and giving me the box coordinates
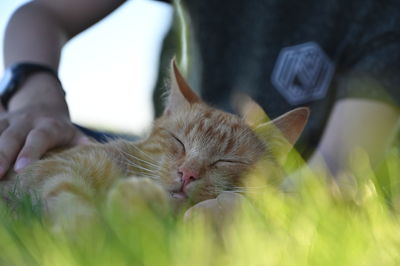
[119,149,160,169]
[121,156,169,179]
[221,189,262,194]
[224,187,269,193]
[117,157,158,170]
[113,145,160,169]
[232,186,270,190]
[123,161,158,175]
[123,157,169,176]
[125,169,160,181]
[113,148,161,174]
[128,144,159,164]
[210,182,230,195]
[115,156,159,177]
[115,151,170,181]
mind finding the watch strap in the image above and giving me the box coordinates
[0,62,62,109]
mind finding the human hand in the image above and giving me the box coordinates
[184,192,249,227]
[0,73,91,178]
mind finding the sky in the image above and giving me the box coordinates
[0,0,173,135]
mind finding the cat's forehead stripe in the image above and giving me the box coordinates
[186,115,232,139]
[223,137,235,154]
[177,109,254,155]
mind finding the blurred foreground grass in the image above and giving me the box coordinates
[1,147,400,266]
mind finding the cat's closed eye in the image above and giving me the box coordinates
[168,131,186,153]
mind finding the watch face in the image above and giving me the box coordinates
[0,68,13,95]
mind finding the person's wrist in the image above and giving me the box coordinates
[8,72,67,111]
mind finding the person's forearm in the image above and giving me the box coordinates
[3,2,68,69]
[309,99,400,177]
[4,0,126,69]
[3,0,126,110]
[3,2,70,112]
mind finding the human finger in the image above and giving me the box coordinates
[14,129,55,172]
[0,119,10,133]
[184,198,218,221]
[70,132,93,146]
[14,120,76,172]
[0,122,30,177]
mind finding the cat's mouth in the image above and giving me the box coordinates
[170,182,188,199]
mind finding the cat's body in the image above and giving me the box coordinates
[1,60,308,226]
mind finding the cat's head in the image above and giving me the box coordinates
[146,59,309,205]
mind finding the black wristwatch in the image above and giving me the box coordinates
[0,62,61,110]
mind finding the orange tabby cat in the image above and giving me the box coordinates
[1,60,309,226]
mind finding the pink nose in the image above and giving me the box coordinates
[178,167,200,188]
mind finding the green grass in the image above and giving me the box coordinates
[1,147,400,266]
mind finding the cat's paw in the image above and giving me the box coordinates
[47,196,100,235]
[106,177,170,217]
[51,208,99,235]
[184,192,248,228]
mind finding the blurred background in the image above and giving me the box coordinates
[0,0,173,136]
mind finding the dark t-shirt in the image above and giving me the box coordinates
[156,0,400,157]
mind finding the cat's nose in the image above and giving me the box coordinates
[178,167,200,187]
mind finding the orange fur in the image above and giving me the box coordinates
[1,59,309,226]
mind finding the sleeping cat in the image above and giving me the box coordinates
[1,60,309,227]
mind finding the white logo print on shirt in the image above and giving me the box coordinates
[271,42,335,105]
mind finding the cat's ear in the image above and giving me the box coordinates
[232,93,269,127]
[255,107,309,163]
[164,59,201,115]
